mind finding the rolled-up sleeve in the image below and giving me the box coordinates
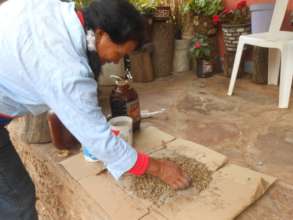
[39,73,137,179]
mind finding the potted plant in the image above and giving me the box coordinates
[217,0,251,52]
[154,4,172,22]
[129,0,159,43]
[183,0,223,36]
[130,0,171,22]
[190,33,213,78]
[129,0,158,16]
[171,5,192,73]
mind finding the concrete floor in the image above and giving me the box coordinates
[105,72,293,219]
[10,71,293,219]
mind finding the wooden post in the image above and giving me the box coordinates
[251,47,268,84]
[130,44,154,82]
[152,22,175,77]
[223,51,245,78]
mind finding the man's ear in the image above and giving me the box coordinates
[95,28,105,41]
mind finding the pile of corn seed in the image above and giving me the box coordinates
[131,155,212,206]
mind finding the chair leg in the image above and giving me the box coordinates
[278,50,293,108]
[227,41,245,96]
[268,48,281,85]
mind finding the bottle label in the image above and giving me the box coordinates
[127,100,140,122]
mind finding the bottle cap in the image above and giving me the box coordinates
[110,75,129,86]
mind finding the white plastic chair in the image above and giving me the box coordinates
[227,0,293,108]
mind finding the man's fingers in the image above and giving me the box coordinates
[170,181,179,190]
[183,174,192,186]
[171,181,181,190]
[156,159,192,190]
[176,175,192,189]
[172,178,189,190]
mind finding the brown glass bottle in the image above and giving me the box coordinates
[47,112,80,150]
[110,81,141,131]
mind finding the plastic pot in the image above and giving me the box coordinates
[250,3,274,34]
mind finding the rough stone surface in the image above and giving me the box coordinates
[8,72,293,219]
[9,123,109,220]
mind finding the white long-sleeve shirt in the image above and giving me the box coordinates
[0,0,137,179]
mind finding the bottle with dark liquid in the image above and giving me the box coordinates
[110,79,141,131]
[47,111,80,150]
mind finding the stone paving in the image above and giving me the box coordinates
[9,72,293,219]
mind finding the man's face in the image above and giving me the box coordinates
[95,29,137,65]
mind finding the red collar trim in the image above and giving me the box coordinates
[76,10,85,27]
[0,113,14,119]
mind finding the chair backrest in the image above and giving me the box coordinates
[269,0,289,32]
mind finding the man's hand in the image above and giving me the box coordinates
[146,157,191,190]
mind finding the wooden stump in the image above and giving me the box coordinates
[142,15,153,44]
[252,47,268,84]
[223,51,245,78]
[209,35,222,73]
[130,44,154,82]
[21,112,51,144]
[152,22,175,77]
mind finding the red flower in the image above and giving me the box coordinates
[194,42,201,49]
[236,0,247,9]
[213,15,220,24]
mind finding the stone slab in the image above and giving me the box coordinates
[133,126,175,154]
[60,152,104,181]
[166,138,228,171]
[79,173,149,220]
[152,164,276,220]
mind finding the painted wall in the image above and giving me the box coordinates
[218,0,293,57]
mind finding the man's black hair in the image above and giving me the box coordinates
[84,0,144,48]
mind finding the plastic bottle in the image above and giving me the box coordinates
[110,76,141,131]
